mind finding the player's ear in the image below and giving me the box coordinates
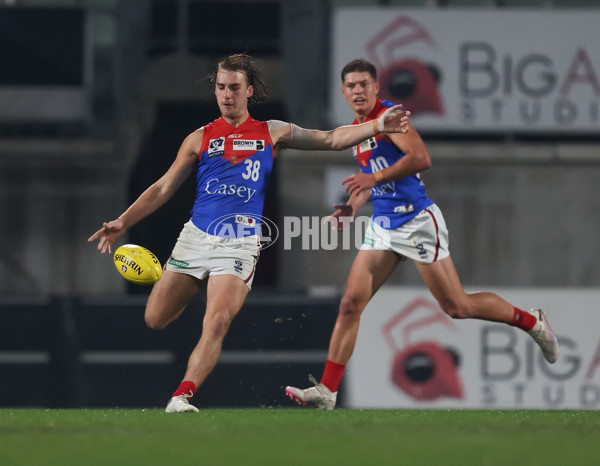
[374,80,380,95]
[246,84,254,98]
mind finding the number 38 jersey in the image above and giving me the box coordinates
[353,99,433,230]
[192,116,274,237]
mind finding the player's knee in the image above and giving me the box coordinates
[144,302,182,330]
[145,312,167,330]
[144,292,173,330]
[339,293,365,320]
[203,312,234,340]
[438,299,471,319]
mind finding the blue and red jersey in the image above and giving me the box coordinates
[352,99,433,229]
[192,116,274,237]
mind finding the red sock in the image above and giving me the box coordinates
[510,307,536,331]
[172,380,197,399]
[320,360,346,393]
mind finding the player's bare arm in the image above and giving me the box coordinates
[87,129,203,253]
[342,123,431,195]
[270,105,410,151]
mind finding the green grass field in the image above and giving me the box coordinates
[1,408,599,465]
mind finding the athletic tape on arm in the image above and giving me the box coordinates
[289,123,322,149]
[267,120,290,132]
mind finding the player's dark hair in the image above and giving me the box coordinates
[341,59,378,83]
[210,53,270,106]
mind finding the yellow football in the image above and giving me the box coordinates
[113,244,162,285]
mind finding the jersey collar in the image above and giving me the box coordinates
[219,114,254,129]
[353,99,385,125]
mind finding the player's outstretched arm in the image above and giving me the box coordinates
[273,105,410,151]
[87,130,202,253]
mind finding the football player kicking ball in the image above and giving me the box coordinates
[88,54,410,413]
[285,59,559,410]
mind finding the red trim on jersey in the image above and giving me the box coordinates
[425,208,440,261]
[199,115,275,165]
[243,266,255,284]
[351,98,387,125]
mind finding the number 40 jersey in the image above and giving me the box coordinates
[192,116,275,237]
[353,99,433,230]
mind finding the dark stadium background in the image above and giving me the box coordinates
[0,0,598,409]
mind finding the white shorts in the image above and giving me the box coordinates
[361,204,450,264]
[165,221,260,289]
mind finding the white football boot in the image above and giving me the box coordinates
[285,375,337,411]
[165,395,199,413]
[527,309,560,363]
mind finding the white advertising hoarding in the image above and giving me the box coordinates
[346,287,600,410]
[332,9,600,133]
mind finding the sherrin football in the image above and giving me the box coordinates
[113,244,162,285]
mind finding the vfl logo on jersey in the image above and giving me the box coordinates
[208,137,225,157]
[233,139,264,151]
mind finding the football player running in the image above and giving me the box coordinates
[285,59,560,410]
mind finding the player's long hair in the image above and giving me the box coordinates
[209,53,270,107]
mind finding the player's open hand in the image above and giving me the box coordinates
[377,104,411,134]
[323,204,354,231]
[87,219,127,254]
